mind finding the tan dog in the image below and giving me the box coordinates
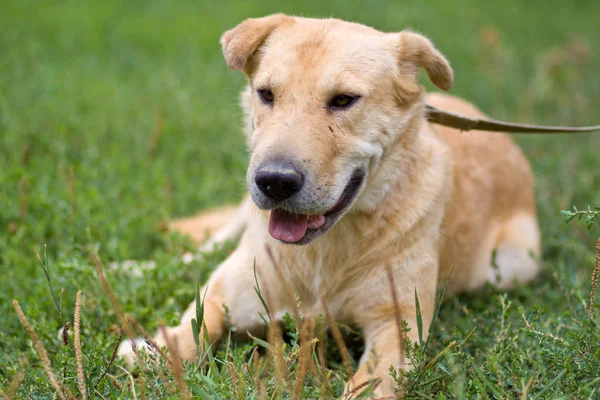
[119,14,540,398]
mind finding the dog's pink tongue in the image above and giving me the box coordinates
[269,210,309,243]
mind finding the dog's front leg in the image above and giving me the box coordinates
[118,243,265,365]
[150,288,226,363]
[343,259,438,399]
[344,323,409,399]
[117,272,228,366]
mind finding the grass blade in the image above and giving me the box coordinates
[253,259,271,322]
[531,370,566,400]
[415,289,424,347]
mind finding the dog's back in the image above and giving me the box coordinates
[427,93,540,293]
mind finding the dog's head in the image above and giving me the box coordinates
[221,14,453,245]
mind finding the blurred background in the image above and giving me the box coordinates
[1,0,599,397]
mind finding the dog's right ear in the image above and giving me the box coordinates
[221,14,292,71]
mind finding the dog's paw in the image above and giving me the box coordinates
[117,337,151,367]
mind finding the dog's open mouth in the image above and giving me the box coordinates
[268,170,365,245]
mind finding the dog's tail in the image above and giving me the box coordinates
[170,199,249,251]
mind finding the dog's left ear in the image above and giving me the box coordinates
[394,31,453,91]
[221,14,292,71]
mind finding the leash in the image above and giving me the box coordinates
[425,105,600,134]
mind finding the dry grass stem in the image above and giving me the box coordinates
[228,362,246,400]
[12,300,76,400]
[137,375,146,400]
[241,364,253,397]
[107,375,122,391]
[384,264,405,371]
[20,143,30,165]
[589,236,600,318]
[321,299,353,377]
[423,341,456,370]
[293,316,315,400]
[344,378,382,399]
[251,349,268,400]
[268,321,291,394]
[227,362,239,395]
[73,290,86,400]
[94,324,125,390]
[319,370,334,400]
[90,253,137,340]
[160,325,191,400]
[520,374,535,400]
[316,318,329,374]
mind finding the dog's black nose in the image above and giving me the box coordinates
[255,163,304,202]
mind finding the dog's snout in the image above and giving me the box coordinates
[255,163,304,202]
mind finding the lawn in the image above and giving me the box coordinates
[1,0,599,398]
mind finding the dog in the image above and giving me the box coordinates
[118,14,541,398]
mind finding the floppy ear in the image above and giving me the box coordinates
[395,31,453,91]
[221,14,292,71]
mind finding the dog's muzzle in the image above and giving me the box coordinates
[256,168,366,245]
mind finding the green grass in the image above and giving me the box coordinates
[1,0,600,398]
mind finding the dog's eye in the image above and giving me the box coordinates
[329,94,359,110]
[257,89,275,104]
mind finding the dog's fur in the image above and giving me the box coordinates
[119,14,540,398]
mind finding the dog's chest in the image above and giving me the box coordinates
[275,238,386,319]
